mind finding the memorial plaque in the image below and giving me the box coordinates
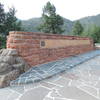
[40,39,91,48]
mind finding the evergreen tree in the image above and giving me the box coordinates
[38,2,64,34]
[0,3,22,48]
[72,21,83,36]
[90,25,100,43]
[81,24,100,43]
[4,7,22,35]
[0,3,5,34]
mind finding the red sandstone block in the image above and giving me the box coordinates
[21,48,40,54]
[10,43,39,49]
[7,43,19,49]
[39,35,48,39]
[23,54,39,60]
[28,59,39,65]
[7,38,14,43]
[10,34,33,39]
[29,61,39,66]
[24,39,40,44]
[39,60,47,65]
[26,58,39,64]
[32,35,40,39]
[30,49,40,54]
[13,35,22,39]
[9,31,33,35]
[9,34,22,37]
[13,39,25,43]
[9,31,15,34]
[21,44,32,48]
[21,35,33,39]
[9,31,25,34]
[6,44,10,48]
[9,44,20,49]
[19,52,31,57]
[39,55,48,59]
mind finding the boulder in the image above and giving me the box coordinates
[0,49,30,88]
[0,49,4,54]
[14,57,30,72]
[0,69,20,88]
[0,49,18,56]
[0,63,11,73]
[2,56,16,64]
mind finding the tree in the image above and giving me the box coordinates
[0,3,5,34]
[0,3,22,48]
[72,21,83,36]
[4,7,22,35]
[90,25,100,43]
[81,24,100,43]
[38,2,64,34]
[0,3,22,36]
[82,24,95,37]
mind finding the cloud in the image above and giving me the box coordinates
[1,0,100,20]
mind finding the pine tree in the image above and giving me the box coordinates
[0,3,22,48]
[4,7,22,35]
[0,3,5,34]
[72,21,83,36]
[38,2,64,34]
[90,25,100,43]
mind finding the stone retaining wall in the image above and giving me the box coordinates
[7,31,94,66]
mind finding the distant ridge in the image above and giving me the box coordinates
[21,14,100,35]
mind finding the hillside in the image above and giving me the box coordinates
[21,17,73,35]
[21,14,100,35]
[78,14,100,26]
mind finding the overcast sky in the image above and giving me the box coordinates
[1,0,100,21]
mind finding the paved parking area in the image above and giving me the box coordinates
[1,52,100,100]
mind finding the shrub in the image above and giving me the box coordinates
[0,36,6,49]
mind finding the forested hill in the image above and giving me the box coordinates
[78,14,100,26]
[21,17,73,35]
[21,14,100,35]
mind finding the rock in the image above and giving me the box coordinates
[15,57,30,72]
[0,49,30,88]
[0,49,18,56]
[8,49,18,56]
[24,63,30,72]
[3,56,16,64]
[0,56,4,62]
[0,49,4,54]
[0,69,20,88]
[0,63,11,73]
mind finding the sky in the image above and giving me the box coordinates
[1,0,100,21]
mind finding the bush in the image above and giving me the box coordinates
[0,36,6,49]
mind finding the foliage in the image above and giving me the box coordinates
[22,13,100,36]
[0,3,23,48]
[22,17,73,35]
[81,24,94,37]
[81,24,100,43]
[38,2,64,34]
[0,3,22,36]
[0,3,5,34]
[90,25,100,43]
[0,36,6,48]
[72,21,84,36]
[78,14,100,28]
[4,7,22,35]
